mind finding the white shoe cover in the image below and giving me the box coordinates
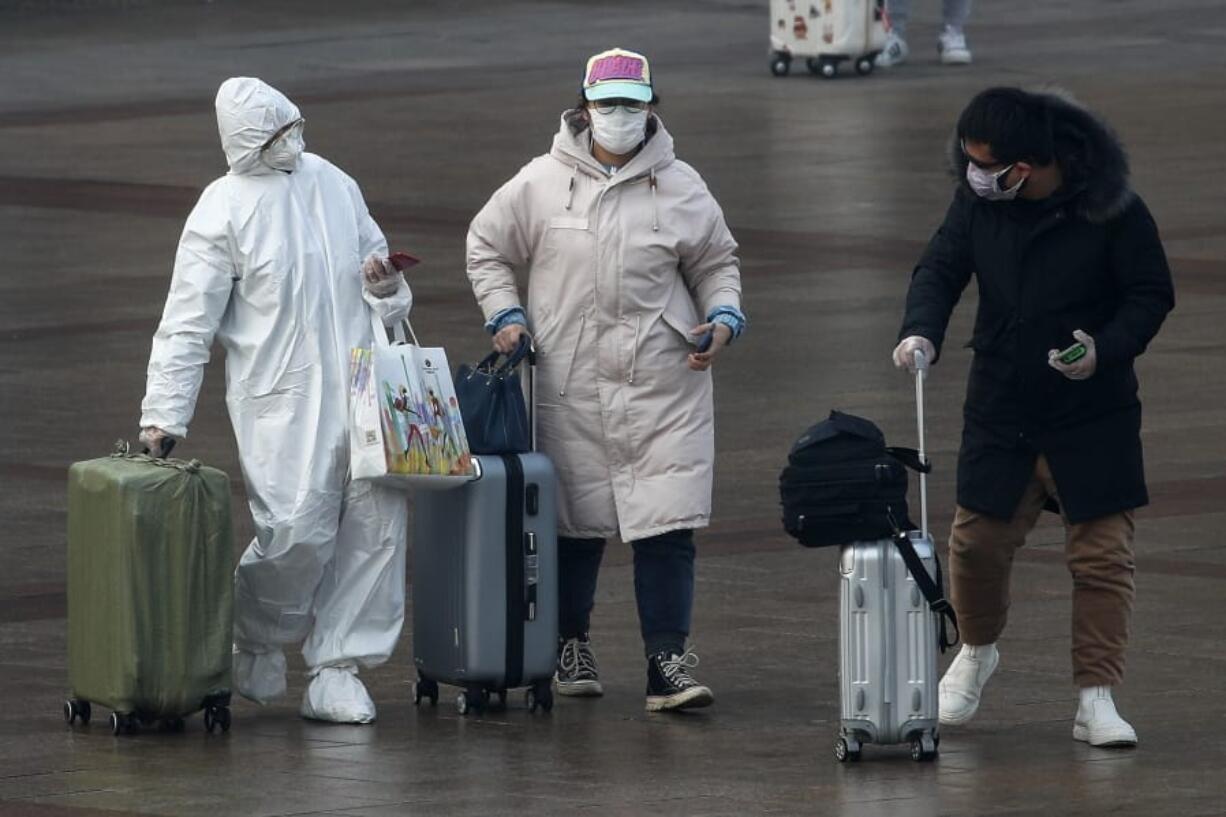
[939,643,999,726]
[1073,686,1138,747]
[300,665,377,724]
[233,647,287,704]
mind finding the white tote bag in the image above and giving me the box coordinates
[349,314,474,489]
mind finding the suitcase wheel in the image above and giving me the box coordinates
[109,711,138,736]
[834,737,861,763]
[525,681,553,714]
[412,677,440,707]
[806,57,839,79]
[910,732,938,762]
[769,52,791,77]
[63,699,91,727]
[203,705,231,734]
[855,56,875,76]
[456,686,490,717]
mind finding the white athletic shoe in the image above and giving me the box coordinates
[300,664,376,724]
[1073,686,1138,747]
[875,32,910,68]
[938,26,973,64]
[938,643,999,725]
[233,646,287,704]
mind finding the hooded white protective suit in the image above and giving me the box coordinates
[140,77,411,723]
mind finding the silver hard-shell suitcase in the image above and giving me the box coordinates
[835,348,946,761]
[837,532,941,760]
[411,345,559,716]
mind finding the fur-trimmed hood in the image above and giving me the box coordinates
[948,89,1133,223]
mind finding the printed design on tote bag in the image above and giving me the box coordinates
[379,355,470,476]
[349,345,473,480]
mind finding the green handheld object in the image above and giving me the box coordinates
[1057,342,1087,365]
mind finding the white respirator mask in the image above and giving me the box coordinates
[261,120,305,172]
[966,160,1025,201]
[589,107,648,156]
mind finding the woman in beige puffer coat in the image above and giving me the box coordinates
[465,48,745,712]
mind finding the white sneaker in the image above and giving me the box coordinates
[1073,686,1138,747]
[938,26,972,64]
[875,33,909,68]
[233,646,287,704]
[300,664,376,724]
[938,643,999,725]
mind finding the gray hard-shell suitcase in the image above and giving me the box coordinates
[835,348,955,762]
[410,345,559,716]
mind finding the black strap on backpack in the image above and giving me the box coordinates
[884,446,932,474]
[889,517,960,653]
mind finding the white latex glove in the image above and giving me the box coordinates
[1048,329,1097,381]
[138,426,173,457]
[361,254,401,298]
[893,336,936,373]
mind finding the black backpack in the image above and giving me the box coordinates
[779,410,959,651]
[780,411,927,548]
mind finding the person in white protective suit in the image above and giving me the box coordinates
[138,77,412,724]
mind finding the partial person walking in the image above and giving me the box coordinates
[465,48,747,712]
[877,0,973,67]
[893,87,1174,747]
[139,77,414,724]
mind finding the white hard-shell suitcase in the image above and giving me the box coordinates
[768,0,889,78]
[835,349,956,762]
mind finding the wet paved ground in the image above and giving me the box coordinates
[1,0,1224,814]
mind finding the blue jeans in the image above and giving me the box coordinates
[558,529,695,658]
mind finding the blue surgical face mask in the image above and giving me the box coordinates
[966,160,1025,201]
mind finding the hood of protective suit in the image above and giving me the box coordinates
[215,77,303,176]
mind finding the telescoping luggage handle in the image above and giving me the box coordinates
[914,348,929,538]
[894,347,960,652]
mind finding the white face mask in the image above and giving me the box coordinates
[261,120,305,172]
[589,107,648,156]
[966,160,1025,201]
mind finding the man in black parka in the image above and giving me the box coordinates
[894,87,1174,748]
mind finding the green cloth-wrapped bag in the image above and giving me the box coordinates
[67,444,233,723]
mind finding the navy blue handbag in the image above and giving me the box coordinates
[455,338,533,455]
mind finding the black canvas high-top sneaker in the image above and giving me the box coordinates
[645,648,713,712]
[555,636,603,697]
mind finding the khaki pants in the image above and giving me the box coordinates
[948,455,1136,687]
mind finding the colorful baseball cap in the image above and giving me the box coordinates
[582,48,653,103]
